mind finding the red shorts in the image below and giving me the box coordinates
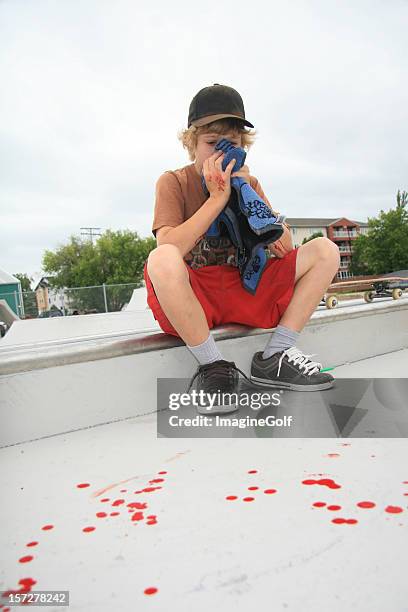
[144,247,299,338]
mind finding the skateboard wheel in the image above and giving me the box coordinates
[326,295,338,309]
[364,291,375,303]
[392,288,403,299]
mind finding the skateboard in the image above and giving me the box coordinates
[321,276,408,309]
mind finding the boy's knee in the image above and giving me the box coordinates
[313,237,340,263]
[147,244,187,280]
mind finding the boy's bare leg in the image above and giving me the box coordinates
[147,244,210,346]
[279,237,341,332]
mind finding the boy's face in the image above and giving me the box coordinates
[194,130,242,174]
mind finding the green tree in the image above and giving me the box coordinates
[13,273,38,317]
[302,231,324,244]
[350,190,408,275]
[13,272,33,291]
[42,230,156,312]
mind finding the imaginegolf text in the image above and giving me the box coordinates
[168,415,294,428]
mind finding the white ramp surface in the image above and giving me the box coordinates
[1,402,408,611]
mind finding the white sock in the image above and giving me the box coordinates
[186,332,223,365]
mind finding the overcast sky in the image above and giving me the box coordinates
[1,0,407,278]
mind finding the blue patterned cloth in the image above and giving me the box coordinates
[201,139,286,294]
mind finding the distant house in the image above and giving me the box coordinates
[285,217,369,279]
[30,275,65,314]
[0,269,24,317]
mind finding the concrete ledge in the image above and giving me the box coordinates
[0,299,407,375]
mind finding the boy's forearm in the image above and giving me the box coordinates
[158,195,226,258]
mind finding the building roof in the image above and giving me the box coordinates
[0,268,20,286]
[286,217,369,227]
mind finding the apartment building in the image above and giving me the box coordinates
[285,217,369,279]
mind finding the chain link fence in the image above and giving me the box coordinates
[0,282,145,319]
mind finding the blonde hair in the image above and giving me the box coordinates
[177,118,257,161]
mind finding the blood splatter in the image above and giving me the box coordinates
[82,526,96,533]
[215,174,226,192]
[327,505,341,511]
[41,524,54,531]
[131,512,144,522]
[158,471,167,474]
[313,502,326,508]
[147,517,157,525]
[302,478,341,489]
[96,512,107,518]
[149,478,164,484]
[18,556,33,563]
[120,489,127,493]
[112,499,125,507]
[144,587,158,595]
[248,470,258,474]
[76,483,90,488]
[385,505,403,514]
[226,495,238,501]
[357,501,376,509]
[18,577,36,590]
[110,512,120,517]
[248,486,259,491]
[142,487,157,493]
[26,541,38,547]
[326,454,340,458]
[243,497,255,502]
[332,518,358,525]
[264,489,277,494]
[127,502,147,509]
[100,498,110,503]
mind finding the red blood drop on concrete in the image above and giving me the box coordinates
[327,505,341,511]
[144,587,158,595]
[302,478,341,489]
[120,489,127,493]
[327,454,340,457]
[127,502,147,509]
[158,471,167,474]
[131,512,144,521]
[41,524,54,531]
[357,501,376,509]
[385,505,403,514]
[248,470,258,474]
[96,512,107,518]
[82,526,95,532]
[112,499,125,506]
[264,489,277,494]
[143,487,156,492]
[76,483,90,488]
[243,497,255,502]
[313,502,326,508]
[110,512,120,516]
[226,496,237,500]
[18,556,33,563]
[26,541,38,547]
[149,478,164,483]
[18,577,36,589]
[248,486,259,491]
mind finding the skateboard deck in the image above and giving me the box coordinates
[321,276,408,309]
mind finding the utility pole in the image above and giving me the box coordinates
[80,227,102,244]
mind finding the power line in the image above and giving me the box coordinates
[80,227,102,244]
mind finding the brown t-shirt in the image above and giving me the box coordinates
[152,162,278,269]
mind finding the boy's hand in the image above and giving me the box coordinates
[231,164,250,183]
[203,151,236,206]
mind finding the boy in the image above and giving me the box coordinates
[144,84,340,414]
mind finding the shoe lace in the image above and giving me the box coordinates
[277,346,322,377]
[186,359,251,394]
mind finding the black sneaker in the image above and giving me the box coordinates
[250,346,334,391]
[186,359,250,415]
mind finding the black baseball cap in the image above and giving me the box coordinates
[187,84,254,129]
